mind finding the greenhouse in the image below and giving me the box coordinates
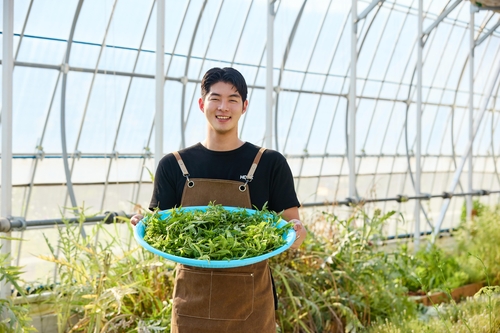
[1,0,500,332]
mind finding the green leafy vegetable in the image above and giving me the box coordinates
[143,203,292,261]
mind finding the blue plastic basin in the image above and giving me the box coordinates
[134,206,296,268]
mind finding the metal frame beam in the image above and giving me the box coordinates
[266,0,276,149]
[415,0,423,251]
[357,0,385,21]
[423,0,463,37]
[156,0,165,167]
[349,0,358,201]
[1,0,14,302]
[433,53,500,242]
[475,18,500,47]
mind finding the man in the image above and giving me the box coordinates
[131,67,306,332]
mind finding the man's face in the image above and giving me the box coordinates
[199,81,248,135]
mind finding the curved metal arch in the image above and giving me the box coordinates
[273,0,307,153]
[281,0,332,154]
[165,0,192,76]
[287,0,334,195]
[136,0,192,203]
[240,1,283,144]
[307,9,352,203]
[183,1,226,136]
[359,2,414,205]
[448,10,497,198]
[101,1,156,212]
[180,0,208,149]
[342,1,384,200]
[62,0,120,211]
[61,0,85,227]
[230,0,255,67]
[489,79,500,192]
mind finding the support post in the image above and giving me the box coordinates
[466,4,477,221]
[1,0,14,301]
[155,0,165,168]
[349,0,357,200]
[415,0,423,251]
[266,1,275,149]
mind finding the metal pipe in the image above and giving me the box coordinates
[0,212,133,232]
[432,54,500,242]
[155,0,165,167]
[357,0,385,21]
[0,189,496,232]
[467,4,477,221]
[422,0,462,37]
[414,0,423,251]
[349,0,358,200]
[1,0,14,301]
[266,0,275,149]
[475,19,500,47]
[60,0,84,226]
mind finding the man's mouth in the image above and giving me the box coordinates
[216,116,230,120]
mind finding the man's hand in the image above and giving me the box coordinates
[130,214,144,226]
[288,219,307,249]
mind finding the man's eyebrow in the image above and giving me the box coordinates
[208,92,241,98]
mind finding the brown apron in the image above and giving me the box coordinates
[170,148,276,333]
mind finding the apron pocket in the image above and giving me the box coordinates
[210,271,254,320]
[174,268,254,321]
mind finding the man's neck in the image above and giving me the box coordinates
[202,133,244,151]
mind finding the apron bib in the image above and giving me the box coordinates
[170,148,276,333]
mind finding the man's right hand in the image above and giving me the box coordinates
[130,214,144,226]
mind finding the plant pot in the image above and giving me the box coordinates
[410,281,486,306]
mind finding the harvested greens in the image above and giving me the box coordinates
[142,204,292,261]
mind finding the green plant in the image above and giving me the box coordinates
[411,244,470,293]
[143,203,290,260]
[38,209,174,332]
[272,208,417,332]
[460,199,486,224]
[0,238,36,332]
[368,288,500,333]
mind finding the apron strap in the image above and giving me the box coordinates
[173,151,195,188]
[246,147,266,182]
[173,147,266,185]
[173,151,189,176]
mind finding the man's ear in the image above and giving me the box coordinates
[242,100,248,114]
[199,97,205,113]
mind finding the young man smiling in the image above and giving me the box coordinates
[132,67,306,332]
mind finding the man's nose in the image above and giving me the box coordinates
[218,100,228,111]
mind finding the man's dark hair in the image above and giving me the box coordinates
[201,67,248,102]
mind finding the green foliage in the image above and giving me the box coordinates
[272,208,417,332]
[460,199,486,224]
[405,244,471,293]
[456,205,500,285]
[5,203,500,332]
[143,203,290,260]
[38,209,174,332]
[0,239,36,332]
[369,289,500,333]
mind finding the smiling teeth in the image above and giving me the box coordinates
[217,116,230,119]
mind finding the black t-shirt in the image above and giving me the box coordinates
[149,142,300,213]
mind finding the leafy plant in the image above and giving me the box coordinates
[38,209,174,332]
[369,288,500,333]
[143,203,291,260]
[460,199,486,224]
[272,208,417,332]
[0,238,36,332]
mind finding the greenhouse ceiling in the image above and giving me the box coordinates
[1,0,500,241]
